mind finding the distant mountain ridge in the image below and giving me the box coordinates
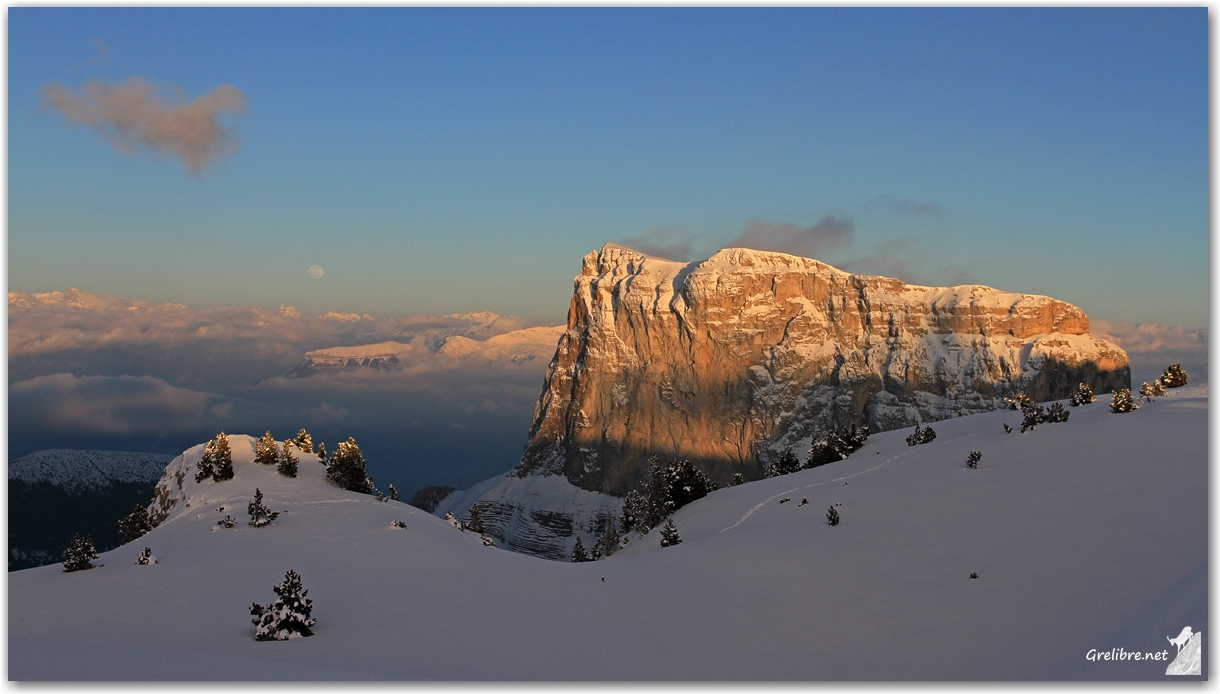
[9,449,173,493]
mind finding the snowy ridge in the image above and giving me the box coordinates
[8,385,1205,679]
[9,449,175,493]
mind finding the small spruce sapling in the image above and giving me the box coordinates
[1161,364,1188,388]
[1140,381,1165,400]
[1003,423,1013,434]
[248,488,280,528]
[731,473,744,487]
[659,518,681,547]
[212,432,234,481]
[386,484,399,502]
[217,515,237,528]
[571,537,590,562]
[135,547,156,565]
[1020,401,1045,433]
[1110,387,1138,413]
[1004,393,1034,410]
[254,431,278,465]
[277,442,299,478]
[906,424,936,446]
[326,437,375,494]
[1069,383,1095,406]
[1044,401,1070,423]
[966,451,981,469]
[826,506,840,526]
[316,442,326,461]
[390,520,407,529]
[62,534,100,572]
[118,505,154,544]
[195,439,217,482]
[250,570,316,641]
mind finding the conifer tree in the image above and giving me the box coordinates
[217,515,237,528]
[326,438,375,494]
[254,431,278,465]
[966,451,981,469]
[62,534,100,572]
[826,506,840,526]
[1069,383,1095,406]
[1004,393,1034,410]
[595,517,621,559]
[135,547,156,565]
[466,504,485,534]
[1161,363,1188,388]
[212,432,234,481]
[195,439,217,483]
[730,473,744,487]
[250,570,316,641]
[906,424,936,446]
[316,442,326,461]
[1110,387,1138,413]
[621,489,649,534]
[1140,381,1165,399]
[659,518,681,547]
[1003,423,1013,434]
[118,505,154,544]
[293,429,314,454]
[386,484,399,502]
[766,448,805,475]
[1020,401,1045,432]
[571,537,590,562]
[1044,401,1070,423]
[277,442,299,478]
[248,488,280,528]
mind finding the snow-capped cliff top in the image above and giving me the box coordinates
[9,449,174,492]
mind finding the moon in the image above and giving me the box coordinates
[308,265,324,279]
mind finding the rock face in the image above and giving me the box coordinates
[464,244,1130,558]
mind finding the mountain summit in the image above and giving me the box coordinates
[455,244,1130,558]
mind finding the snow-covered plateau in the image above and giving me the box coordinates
[9,385,1206,680]
[9,449,173,493]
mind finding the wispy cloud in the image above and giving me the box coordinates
[1092,320,1209,385]
[615,228,698,261]
[78,37,111,68]
[727,216,854,259]
[869,195,942,218]
[39,77,248,174]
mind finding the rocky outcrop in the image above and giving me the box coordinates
[465,244,1130,558]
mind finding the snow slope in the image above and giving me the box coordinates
[9,449,174,493]
[8,387,1206,680]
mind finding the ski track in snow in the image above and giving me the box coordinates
[719,430,985,532]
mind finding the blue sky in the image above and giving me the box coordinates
[9,8,1208,329]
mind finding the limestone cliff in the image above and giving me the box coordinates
[463,244,1130,558]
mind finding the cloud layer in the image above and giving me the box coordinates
[40,77,248,173]
[727,216,854,260]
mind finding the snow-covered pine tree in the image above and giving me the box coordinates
[1044,401,1070,423]
[1003,423,1013,434]
[1004,393,1034,410]
[1139,381,1165,400]
[595,517,621,559]
[966,451,981,469]
[465,504,486,534]
[118,504,154,544]
[135,547,156,565]
[1020,401,1045,432]
[620,489,649,534]
[277,442,299,478]
[254,431,278,465]
[247,488,280,527]
[1069,383,1095,406]
[217,515,237,528]
[316,442,326,461]
[62,534,100,572]
[390,520,407,529]
[443,511,462,530]
[195,439,217,482]
[571,537,590,562]
[766,448,805,475]
[659,518,681,547]
[906,424,937,446]
[293,429,314,454]
[250,569,316,641]
[730,473,744,487]
[212,432,234,481]
[826,506,840,526]
[1161,363,1188,388]
[386,484,399,502]
[326,438,375,494]
[1110,387,1138,413]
